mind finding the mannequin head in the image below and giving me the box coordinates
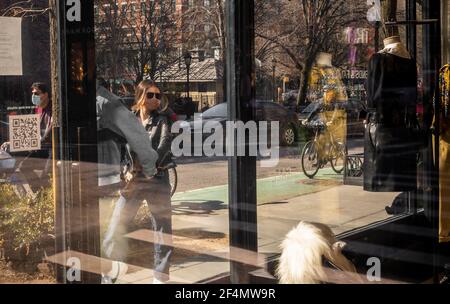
[383,36,401,47]
[316,52,333,67]
[381,35,411,59]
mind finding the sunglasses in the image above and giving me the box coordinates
[146,92,161,100]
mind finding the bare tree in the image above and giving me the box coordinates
[95,0,130,93]
[123,0,178,83]
[175,0,226,103]
[255,0,367,106]
[181,0,226,60]
[94,0,180,86]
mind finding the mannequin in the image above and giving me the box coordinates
[316,52,333,67]
[307,52,348,154]
[364,35,419,192]
[435,65,450,242]
[309,53,348,103]
[379,36,412,59]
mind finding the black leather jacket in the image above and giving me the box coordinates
[135,111,173,169]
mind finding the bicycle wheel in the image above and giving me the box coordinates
[301,141,320,179]
[330,141,346,174]
[168,167,177,197]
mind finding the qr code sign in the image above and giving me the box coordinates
[9,114,41,152]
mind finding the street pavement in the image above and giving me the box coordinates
[172,137,364,192]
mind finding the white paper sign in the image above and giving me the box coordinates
[9,114,41,152]
[0,17,23,76]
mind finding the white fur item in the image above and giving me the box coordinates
[276,221,361,284]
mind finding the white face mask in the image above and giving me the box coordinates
[32,94,41,106]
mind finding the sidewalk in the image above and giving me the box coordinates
[97,168,399,284]
[166,182,397,283]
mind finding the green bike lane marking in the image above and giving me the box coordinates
[172,167,343,206]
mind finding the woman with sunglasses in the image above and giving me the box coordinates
[119,80,173,283]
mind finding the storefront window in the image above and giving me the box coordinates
[254,0,438,283]
[0,0,448,286]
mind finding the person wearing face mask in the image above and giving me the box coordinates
[1,82,53,192]
[31,82,53,150]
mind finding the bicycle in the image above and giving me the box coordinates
[300,120,347,179]
[158,158,178,197]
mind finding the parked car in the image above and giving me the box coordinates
[185,101,300,149]
[298,99,367,137]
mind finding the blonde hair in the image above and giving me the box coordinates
[132,80,168,113]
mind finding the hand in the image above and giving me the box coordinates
[326,121,333,127]
[120,173,156,199]
[123,171,134,183]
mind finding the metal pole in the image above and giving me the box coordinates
[187,65,190,99]
[55,0,100,283]
[272,62,276,102]
[49,0,68,283]
[421,0,441,284]
[432,20,440,284]
[226,0,257,284]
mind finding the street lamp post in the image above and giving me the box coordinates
[272,57,276,102]
[184,51,192,100]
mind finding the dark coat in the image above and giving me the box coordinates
[135,111,173,169]
[363,53,419,192]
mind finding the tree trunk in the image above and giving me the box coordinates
[49,0,59,127]
[297,56,315,107]
[217,0,226,104]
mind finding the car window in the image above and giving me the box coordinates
[202,103,227,118]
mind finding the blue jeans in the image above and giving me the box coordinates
[102,171,172,281]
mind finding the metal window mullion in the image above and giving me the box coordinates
[226,0,258,284]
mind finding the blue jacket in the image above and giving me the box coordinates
[96,85,158,186]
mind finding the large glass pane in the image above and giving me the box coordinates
[255,0,425,283]
[0,0,55,283]
[94,0,229,284]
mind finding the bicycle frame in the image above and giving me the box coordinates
[311,126,332,162]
